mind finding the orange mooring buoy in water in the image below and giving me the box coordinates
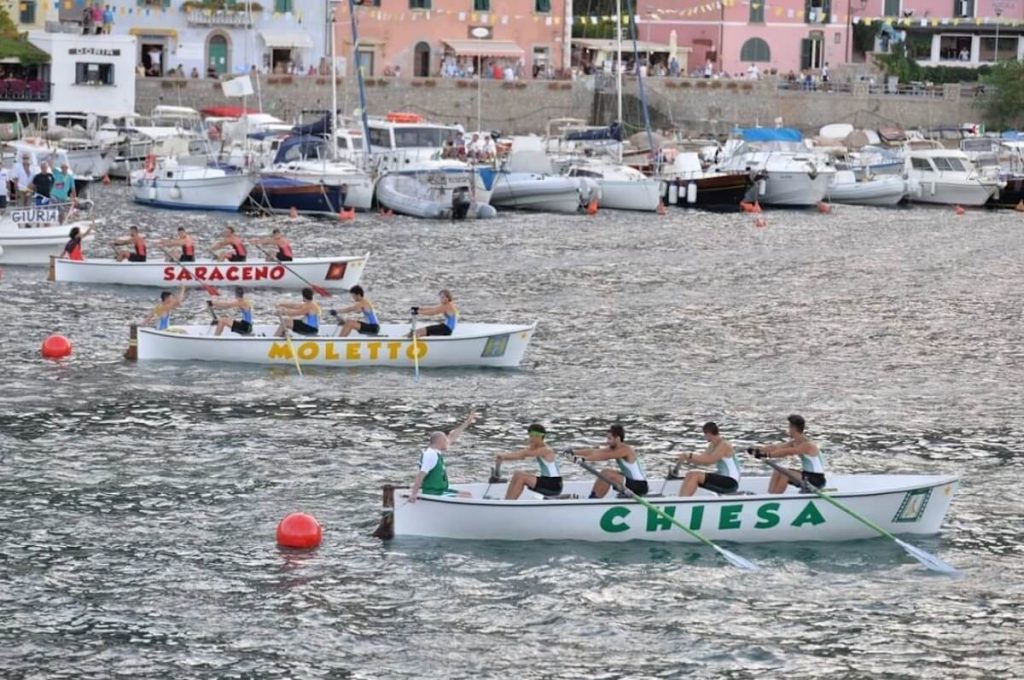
[101,175,111,185]
[276,512,322,549]
[754,216,767,228]
[339,207,356,222]
[656,200,667,215]
[41,334,72,359]
[817,201,831,214]
[585,197,599,215]
[954,204,966,215]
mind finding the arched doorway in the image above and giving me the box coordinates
[413,41,431,77]
[207,34,229,76]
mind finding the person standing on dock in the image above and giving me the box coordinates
[211,226,247,262]
[409,410,477,502]
[112,226,147,262]
[142,284,187,330]
[673,422,741,496]
[494,423,562,500]
[750,414,826,493]
[571,424,649,499]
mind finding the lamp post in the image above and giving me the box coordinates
[994,8,1002,62]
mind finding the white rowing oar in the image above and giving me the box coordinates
[755,455,957,575]
[410,310,420,382]
[561,449,759,571]
[278,316,303,377]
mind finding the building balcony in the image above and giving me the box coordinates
[185,8,259,27]
[0,80,52,102]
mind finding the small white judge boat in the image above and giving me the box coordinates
[50,254,369,290]
[0,204,99,265]
[126,321,537,369]
[379,474,957,543]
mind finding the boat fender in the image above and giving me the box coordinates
[667,182,678,205]
[686,182,697,204]
[757,178,767,196]
[170,184,182,200]
[147,186,157,200]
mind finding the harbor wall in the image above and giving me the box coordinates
[135,76,986,136]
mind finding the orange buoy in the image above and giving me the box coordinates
[41,334,72,359]
[656,200,667,215]
[740,201,755,213]
[338,207,356,222]
[954,204,965,215]
[288,206,299,219]
[754,216,768,228]
[585,197,599,215]
[817,201,831,214]
[101,174,111,185]
[753,201,762,213]
[1015,200,1024,213]
[276,512,322,549]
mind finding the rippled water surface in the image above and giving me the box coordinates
[2,186,1023,678]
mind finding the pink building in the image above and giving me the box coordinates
[636,0,1023,77]
[336,0,571,79]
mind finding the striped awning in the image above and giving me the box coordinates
[442,39,524,58]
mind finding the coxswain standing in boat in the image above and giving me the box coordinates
[158,227,197,262]
[494,423,562,500]
[332,285,380,337]
[411,289,458,338]
[250,229,293,262]
[673,422,741,496]
[142,283,187,330]
[211,226,247,262]
[750,414,826,493]
[209,287,254,336]
[409,410,477,502]
[274,287,320,337]
[572,424,649,499]
[61,225,94,261]
[112,226,147,262]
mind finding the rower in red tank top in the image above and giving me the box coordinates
[61,224,94,261]
[251,228,294,262]
[212,226,247,262]
[112,226,147,262]
[158,227,196,262]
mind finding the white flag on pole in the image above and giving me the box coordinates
[221,75,255,98]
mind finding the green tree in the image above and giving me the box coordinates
[0,5,19,38]
[982,60,1024,130]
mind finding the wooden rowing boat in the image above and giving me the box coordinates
[50,254,368,290]
[127,321,537,368]
[379,474,957,543]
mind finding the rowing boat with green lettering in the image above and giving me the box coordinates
[379,474,957,543]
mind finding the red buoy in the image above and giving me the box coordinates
[101,175,111,185]
[954,204,965,215]
[41,334,72,359]
[338,208,356,222]
[817,201,831,214]
[276,512,322,549]
[585,197,599,215]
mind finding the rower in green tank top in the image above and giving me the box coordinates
[409,410,478,503]
[494,423,562,500]
[674,421,741,496]
[573,423,648,499]
[751,414,826,493]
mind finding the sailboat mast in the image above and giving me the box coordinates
[616,0,623,163]
[330,0,339,160]
[346,0,373,156]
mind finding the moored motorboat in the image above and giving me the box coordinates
[376,172,497,220]
[905,148,1003,206]
[381,474,957,543]
[50,254,368,290]
[659,152,754,211]
[130,159,257,212]
[716,128,836,207]
[128,321,537,368]
[479,136,586,214]
[825,170,912,207]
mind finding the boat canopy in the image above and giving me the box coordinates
[566,122,623,142]
[291,114,331,137]
[272,135,330,164]
[738,127,803,142]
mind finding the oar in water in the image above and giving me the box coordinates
[253,244,331,297]
[278,316,303,377]
[561,449,759,571]
[160,246,219,296]
[755,455,957,575]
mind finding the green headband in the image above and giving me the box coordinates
[528,429,546,438]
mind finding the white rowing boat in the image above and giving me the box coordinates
[49,254,369,290]
[381,474,957,543]
[127,321,537,368]
[0,205,99,265]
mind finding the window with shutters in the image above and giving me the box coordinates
[535,0,551,12]
[739,37,770,62]
[883,0,900,16]
[749,0,764,23]
[275,0,293,12]
[953,0,974,17]
[410,0,431,9]
[474,0,490,10]
[805,0,831,24]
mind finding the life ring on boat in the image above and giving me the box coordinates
[143,153,157,175]
[385,111,423,124]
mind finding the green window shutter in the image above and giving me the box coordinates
[474,0,490,10]
[800,39,812,69]
[884,0,899,15]
[535,0,551,12]
[749,1,764,23]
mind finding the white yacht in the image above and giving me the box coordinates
[905,148,1003,206]
[716,128,835,207]
[131,157,256,212]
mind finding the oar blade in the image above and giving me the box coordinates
[895,538,958,575]
[202,283,220,296]
[714,545,759,571]
[311,284,331,297]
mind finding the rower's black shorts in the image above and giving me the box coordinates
[359,322,380,335]
[231,320,253,336]
[529,476,563,495]
[178,254,195,262]
[291,320,318,335]
[787,471,826,490]
[128,253,146,262]
[276,253,293,262]
[701,473,739,494]
[424,324,453,336]
[228,254,246,262]
[625,479,649,496]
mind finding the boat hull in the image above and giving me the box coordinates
[753,170,835,206]
[133,322,536,368]
[0,220,97,265]
[662,174,752,211]
[826,175,908,207]
[377,174,497,219]
[251,175,375,215]
[597,178,662,211]
[487,173,582,213]
[987,176,1024,209]
[52,254,368,289]
[131,172,257,212]
[390,475,958,543]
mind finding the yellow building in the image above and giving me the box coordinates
[2,0,48,31]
